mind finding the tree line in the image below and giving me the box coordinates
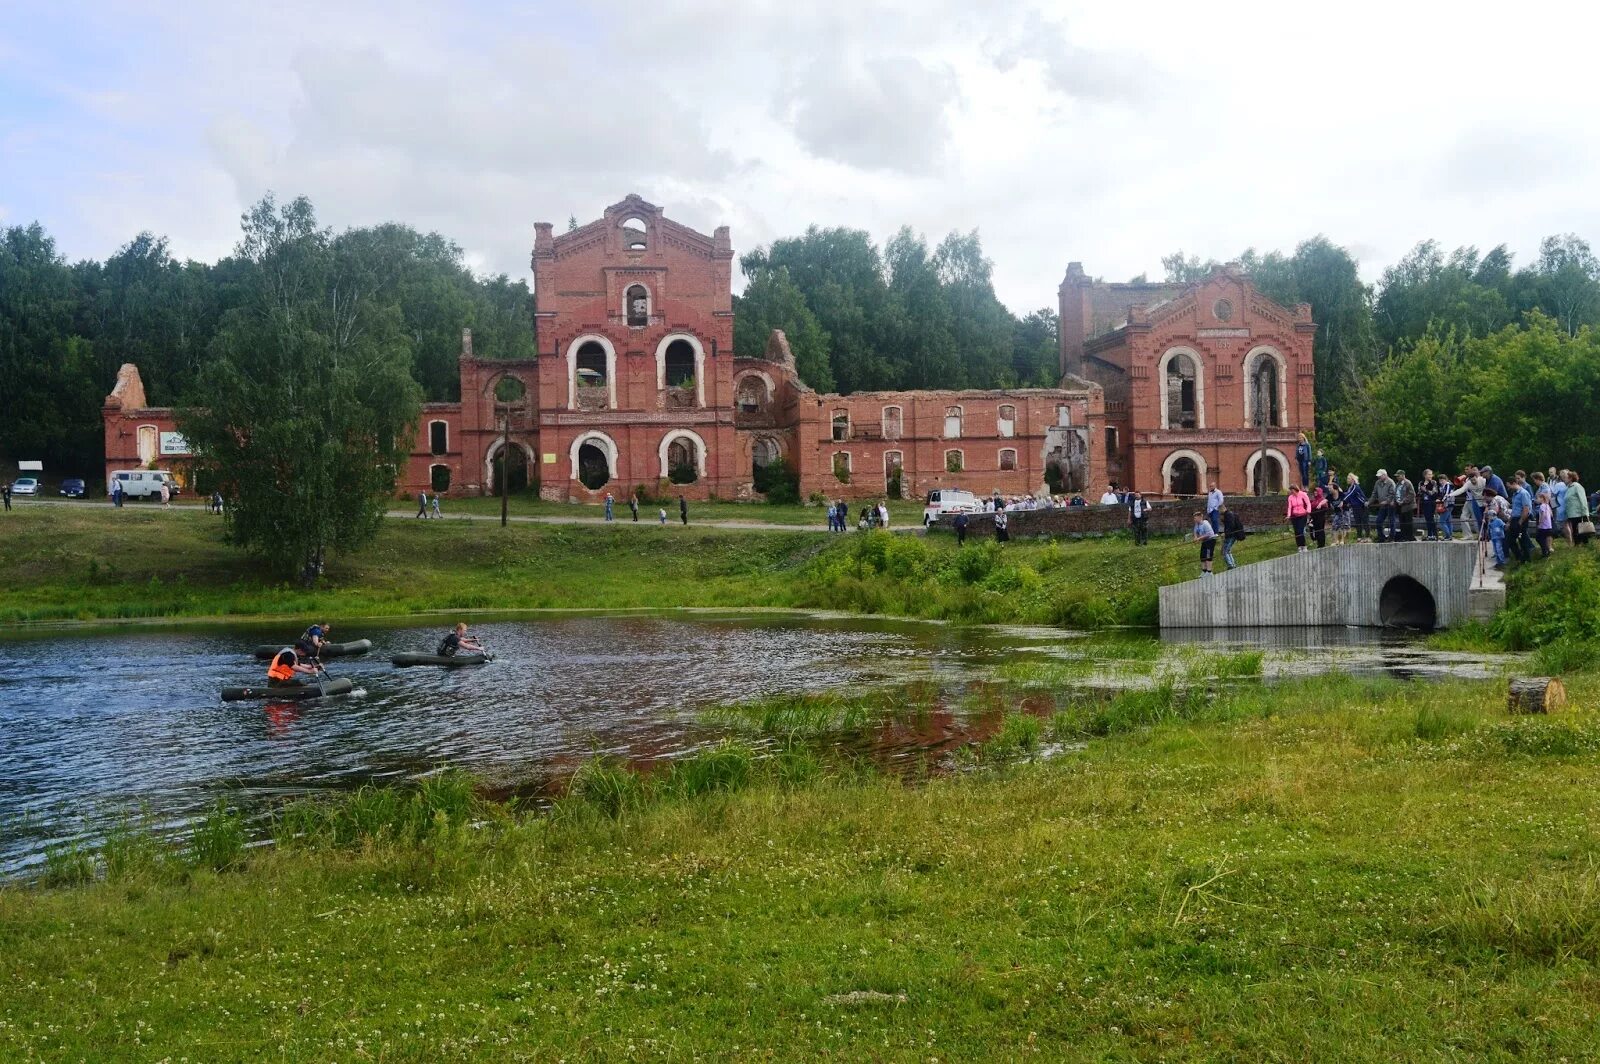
[0,204,535,473]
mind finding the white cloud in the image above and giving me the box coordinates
[3,0,1600,312]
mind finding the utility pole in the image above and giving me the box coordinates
[1255,365,1270,496]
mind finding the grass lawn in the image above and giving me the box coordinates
[0,505,1297,626]
[4,673,1599,1059]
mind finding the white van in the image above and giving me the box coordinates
[923,488,979,526]
[109,470,182,499]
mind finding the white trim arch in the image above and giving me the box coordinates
[136,423,160,465]
[483,436,537,493]
[1158,347,1206,430]
[734,369,775,413]
[1245,447,1291,494]
[1161,448,1209,496]
[622,282,653,327]
[568,431,619,484]
[655,333,706,407]
[658,428,708,480]
[1242,345,1289,428]
[566,335,618,410]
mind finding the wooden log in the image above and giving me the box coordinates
[1507,677,1567,715]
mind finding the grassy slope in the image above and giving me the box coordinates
[4,675,1600,1060]
[0,505,1296,625]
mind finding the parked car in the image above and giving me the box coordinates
[10,477,39,496]
[58,477,86,498]
[922,488,978,526]
[108,470,182,499]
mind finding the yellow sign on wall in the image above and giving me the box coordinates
[542,453,557,464]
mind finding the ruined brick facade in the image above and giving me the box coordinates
[1060,264,1316,498]
[104,195,1110,504]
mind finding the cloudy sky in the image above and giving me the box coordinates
[3,0,1597,310]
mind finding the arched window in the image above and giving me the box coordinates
[945,449,964,474]
[833,452,852,482]
[429,420,448,456]
[999,448,1017,471]
[493,375,527,403]
[997,404,1016,438]
[577,443,610,490]
[1056,404,1072,427]
[881,405,902,440]
[625,284,649,327]
[1247,448,1289,495]
[944,406,963,439]
[664,339,695,387]
[429,464,451,494]
[832,411,850,442]
[1166,454,1201,496]
[736,375,770,414]
[576,342,608,387]
[1244,347,1287,428]
[667,437,699,484]
[620,216,648,251]
[1163,351,1200,429]
[751,436,779,470]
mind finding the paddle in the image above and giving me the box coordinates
[314,659,334,696]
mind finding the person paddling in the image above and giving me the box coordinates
[437,622,484,658]
[267,644,321,688]
[300,622,331,657]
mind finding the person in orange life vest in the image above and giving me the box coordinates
[267,644,320,687]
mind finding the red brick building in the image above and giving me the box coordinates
[105,194,1107,505]
[1060,263,1316,497]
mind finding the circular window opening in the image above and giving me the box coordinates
[493,376,527,403]
[1213,298,1234,323]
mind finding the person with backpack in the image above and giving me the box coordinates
[437,622,484,658]
[1220,504,1246,569]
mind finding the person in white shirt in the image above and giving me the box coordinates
[877,501,889,529]
[1206,483,1224,533]
[1099,487,1119,505]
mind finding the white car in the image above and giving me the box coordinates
[9,477,38,496]
[923,488,979,525]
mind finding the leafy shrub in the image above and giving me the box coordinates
[1492,547,1600,649]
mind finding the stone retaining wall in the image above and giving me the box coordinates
[930,496,1291,538]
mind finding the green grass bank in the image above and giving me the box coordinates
[5,673,1600,1060]
[0,505,1295,627]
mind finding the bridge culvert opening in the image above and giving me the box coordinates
[1379,575,1437,630]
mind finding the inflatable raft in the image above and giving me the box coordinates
[221,677,355,702]
[390,652,491,668]
[251,639,372,660]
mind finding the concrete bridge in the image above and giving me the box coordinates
[1158,542,1504,630]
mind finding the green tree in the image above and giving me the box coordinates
[1526,235,1600,337]
[180,194,422,582]
[1012,308,1059,386]
[733,264,834,390]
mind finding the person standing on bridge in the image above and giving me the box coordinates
[1563,470,1591,545]
[1191,511,1217,575]
[1394,471,1418,543]
[1286,484,1311,553]
[1370,470,1396,543]
[1205,482,1224,534]
[1342,473,1368,542]
[1309,482,1330,548]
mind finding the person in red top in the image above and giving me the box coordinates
[1286,484,1312,553]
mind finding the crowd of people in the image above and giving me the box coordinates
[828,499,891,532]
[1186,460,1596,577]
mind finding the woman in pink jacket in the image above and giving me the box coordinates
[1287,484,1312,553]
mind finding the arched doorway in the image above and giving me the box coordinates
[667,437,699,484]
[1379,575,1436,630]
[577,443,610,490]
[750,436,779,479]
[1248,449,1289,495]
[488,441,530,496]
[1167,456,1200,496]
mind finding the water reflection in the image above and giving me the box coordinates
[0,612,1502,871]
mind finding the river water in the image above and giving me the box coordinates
[0,611,1503,871]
